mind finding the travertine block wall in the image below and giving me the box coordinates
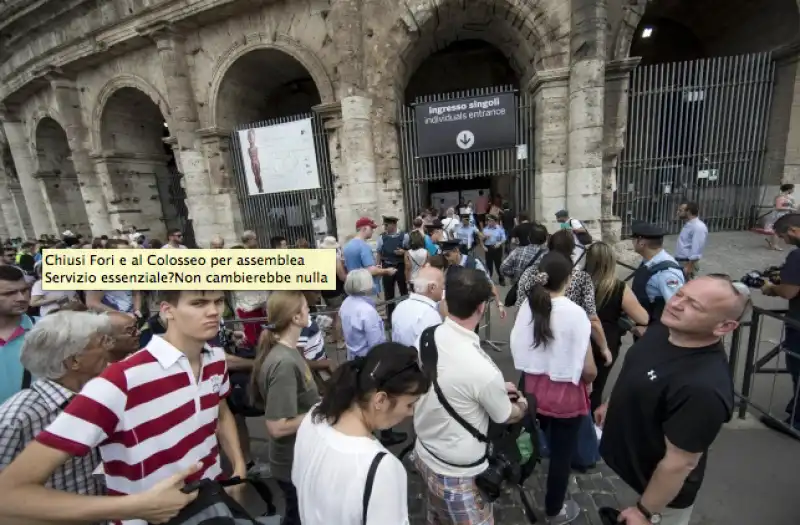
[0,0,798,244]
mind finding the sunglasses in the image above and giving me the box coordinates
[368,359,421,389]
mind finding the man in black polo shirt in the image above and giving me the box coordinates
[761,212,800,433]
[597,276,747,525]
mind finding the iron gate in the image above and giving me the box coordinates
[230,113,336,248]
[616,52,775,236]
[397,85,534,223]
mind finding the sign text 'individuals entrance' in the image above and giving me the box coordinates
[413,93,517,157]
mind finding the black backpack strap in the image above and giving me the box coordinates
[418,326,490,467]
[648,260,683,276]
[21,369,32,390]
[362,452,387,525]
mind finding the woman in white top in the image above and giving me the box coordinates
[292,342,430,525]
[510,251,597,525]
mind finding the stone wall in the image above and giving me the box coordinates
[0,0,798,244]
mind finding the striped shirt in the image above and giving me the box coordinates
[0,379,103,496]
[36,335,231,525]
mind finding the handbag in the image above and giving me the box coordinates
[504,249,545,307]
[155,477,278,525]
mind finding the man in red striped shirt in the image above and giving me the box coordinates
[0,290,247,525]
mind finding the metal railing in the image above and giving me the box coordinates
[728,306,800,439]
[223,293,504,355]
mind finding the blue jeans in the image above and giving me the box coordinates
[783,328,800,428]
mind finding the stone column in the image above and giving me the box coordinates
[0,206,8,239]
[337,96,380,239]
[0,153,24,238]
[141,23,221,246]
[567,0,607,239]
[10,186,34,238]
[33,170,64,233]
[600,57,640,243]
[529,69,570,231]
[197,128,243,246]
[48,74,113,236]
[766,41,800,187]
[0,106,56,236]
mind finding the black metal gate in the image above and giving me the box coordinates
[616,52,775,236]
[230,113,336,248]
[397,85,534,223]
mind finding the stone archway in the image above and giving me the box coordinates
[33,116,90,236]
[614,0,800,62]
[367,0,570,226]
[211,43,336,247]
[610,0,800,236]
[97,85,183,241]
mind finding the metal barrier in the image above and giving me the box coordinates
[728,306,800,439]
[223,293,504,353]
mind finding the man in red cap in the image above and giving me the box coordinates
[342,217,397,295]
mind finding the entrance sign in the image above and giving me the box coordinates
[237,118,321,196]
[413,93,517,157]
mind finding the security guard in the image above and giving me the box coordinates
[627,222,685,326]
[454,214,481,255]
[440,240,506,322]
[482,214,507,285]
[376,215,410,323]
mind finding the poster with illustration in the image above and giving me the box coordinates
[237,118,321,196]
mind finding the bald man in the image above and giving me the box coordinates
[391,265,444,347]
[210,235,225,249]
[597,276,746,525]
[106,310,141,362]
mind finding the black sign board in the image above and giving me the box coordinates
[413,93,517,158]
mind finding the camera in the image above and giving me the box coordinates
[475,446,519,501]
[741,265,782,288]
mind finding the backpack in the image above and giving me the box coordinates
[156,477,278,525]
[570,219,593,245]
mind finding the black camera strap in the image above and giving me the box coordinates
[418,325,490,468]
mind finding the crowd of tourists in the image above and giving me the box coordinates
[0,198,792,525]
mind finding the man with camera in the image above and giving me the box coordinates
[412,267,527,524]
[760,212,800,433]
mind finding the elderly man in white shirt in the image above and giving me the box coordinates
[391,266,444,346]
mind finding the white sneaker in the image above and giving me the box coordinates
[547,500,581,524]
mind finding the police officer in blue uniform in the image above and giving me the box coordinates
[376,215,410,323]
[628,222,686,328]
[482,214,507,285]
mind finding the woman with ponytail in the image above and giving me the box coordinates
[251,291,320,525]
[510,251,597,525]
[292,342,429,525]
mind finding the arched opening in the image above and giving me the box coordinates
[630,0,800,66]
[34,117,90,235]
[616,0,800,235]
[99,86,192,244]
[400,38,527,227]
[216,48,334,246]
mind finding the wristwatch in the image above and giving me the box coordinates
[636,500,662,524]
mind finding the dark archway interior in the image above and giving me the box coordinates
[36,117,76,177]
[215,49,321,130]
[631,0,800,65]
[100,87,166,155]
[404,40,518,103]
[100,87,190,243]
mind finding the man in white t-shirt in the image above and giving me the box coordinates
[555,209,590,267]
[441,208,460,241]
[412,267,527,524]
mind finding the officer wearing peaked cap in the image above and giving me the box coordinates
[627,221,685,328]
